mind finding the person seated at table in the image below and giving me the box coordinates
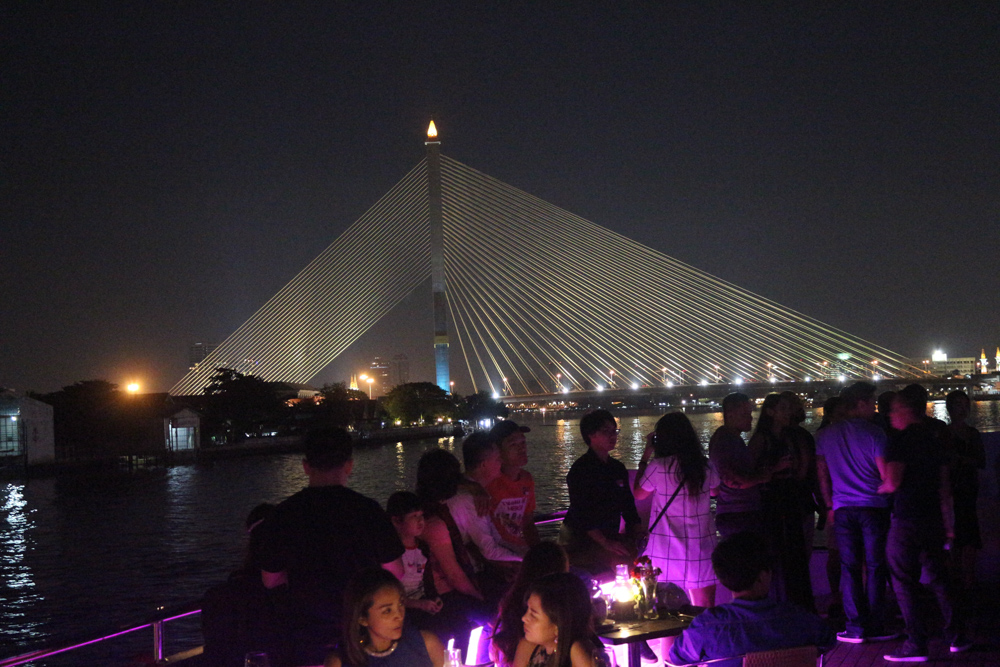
[667,532,835,667]
[490,541,570,666]
[511,572,610,667]
[324,567,444,667]
[560,409,644,577]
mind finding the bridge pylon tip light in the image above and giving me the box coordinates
[427,120,438,139]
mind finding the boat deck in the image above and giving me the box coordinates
[818,585,1000,667]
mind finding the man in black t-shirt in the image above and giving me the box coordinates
[881,387,970,662]
[560,409,643,576]
[257,427,404,666]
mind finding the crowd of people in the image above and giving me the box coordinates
[200,383,984,666]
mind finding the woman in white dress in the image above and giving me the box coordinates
[634,412,719,607]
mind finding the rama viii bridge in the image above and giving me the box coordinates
[170,123,922,397]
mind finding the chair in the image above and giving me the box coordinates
[742,645,819,667]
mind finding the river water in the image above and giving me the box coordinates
[2,402,999,665]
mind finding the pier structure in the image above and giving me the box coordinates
[170,126,925,397]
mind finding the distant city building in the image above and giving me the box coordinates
[370,357,390,397]
[189,342,218,369]
[908,351,978,377]
[389,354,410,388]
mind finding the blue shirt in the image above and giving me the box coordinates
[667,598,835,667]
[815,419,889,510]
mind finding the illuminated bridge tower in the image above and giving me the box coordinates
[426,121,450,392]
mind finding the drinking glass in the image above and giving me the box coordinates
[445,646,463,667]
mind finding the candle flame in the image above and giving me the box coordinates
[427,120,438,138]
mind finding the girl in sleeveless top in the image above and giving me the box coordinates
[511,572,609,667]
[325,568,444,667]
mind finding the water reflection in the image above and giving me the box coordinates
[0,482,42,644]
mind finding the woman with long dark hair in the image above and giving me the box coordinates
[491,541,570,666]
[414,448,493,655]
[634,411,719,607]
[511,572,608,667]
[325,568,444,667]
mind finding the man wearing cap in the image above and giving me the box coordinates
[487,420,540,554]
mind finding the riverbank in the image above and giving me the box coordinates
[4,423,465,479]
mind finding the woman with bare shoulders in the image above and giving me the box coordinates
[325,568,444,667]
[511,573,608,667]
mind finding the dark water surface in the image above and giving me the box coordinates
[2,402,998,665]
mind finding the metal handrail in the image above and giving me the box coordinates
[0,603,201,667]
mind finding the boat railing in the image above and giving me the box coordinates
[0,600,202,667]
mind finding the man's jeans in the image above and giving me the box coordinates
[887,517,962,650]
[834,506,890,636]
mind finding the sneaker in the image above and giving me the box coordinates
[639,640,658,664]
[884,643,928,662]
[836,631,865,644]
[950,636,974,653]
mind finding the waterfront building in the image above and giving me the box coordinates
[0,391,55,466]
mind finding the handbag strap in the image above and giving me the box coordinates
[647,474,685,534]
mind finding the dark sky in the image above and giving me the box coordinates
[3,3,998,394]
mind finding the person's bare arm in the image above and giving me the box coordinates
[586,528,630,558]
[422,629,446,667]
[878,459,904,495]
[569,641,598,667]
[511,638,537,667]
[816,455,834,525]
[634,432,656,498]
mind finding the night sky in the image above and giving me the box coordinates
[3,3,998,395]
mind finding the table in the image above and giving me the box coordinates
[597,613,695,667]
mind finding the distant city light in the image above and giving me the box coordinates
[838,375,847,382]
[734,378,742,385]
[804,376,811,382]
[596,384,604,391]
[126,383,140,394]
[666,381,674,388]
[631,383,639,390]
[492,392,500,399]
[700,380,708,386]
